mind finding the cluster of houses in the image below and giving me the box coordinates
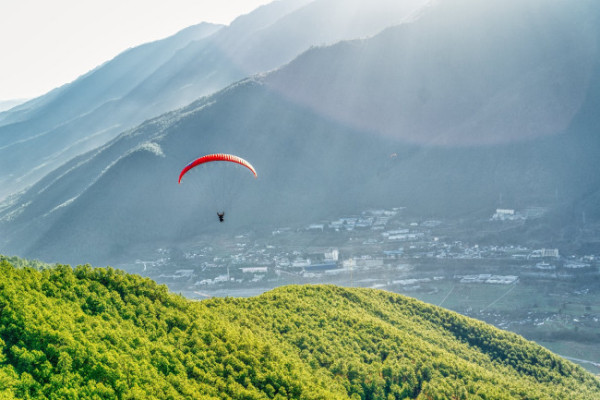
[490,207,548,221]
[138,207,598,291]
[459,274,518,284]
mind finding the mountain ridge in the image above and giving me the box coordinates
[265,0,598,145]
[0,22,223,200]
[2,0,600,264]
[0,0,430,201]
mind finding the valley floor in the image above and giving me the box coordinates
[115,207,600,374]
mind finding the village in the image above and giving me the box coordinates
[129,206,598,294]
[118,205,600,372]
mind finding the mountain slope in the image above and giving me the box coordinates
[0,258,598,399]
[0,79,404,264]
[265,0,598,146]
[0,22,223,200]
[137,0,430,110]
[0,0,429,201]
[0,100,27,113]
[2,0,600,265]
[0,23,222,129]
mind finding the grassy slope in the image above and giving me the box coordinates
[0,258,598,399]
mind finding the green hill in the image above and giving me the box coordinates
[0,257,598,399]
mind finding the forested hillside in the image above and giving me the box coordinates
[0,257,598,399]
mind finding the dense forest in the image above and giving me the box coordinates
[0,256,599,399]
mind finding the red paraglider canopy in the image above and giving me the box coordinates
[178,153,257,184]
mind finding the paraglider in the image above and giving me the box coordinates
[178,153,257,222]
[178,153,257,184]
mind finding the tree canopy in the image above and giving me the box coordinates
[0,257,598,399]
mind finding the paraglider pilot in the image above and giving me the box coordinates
[217,211,225,223]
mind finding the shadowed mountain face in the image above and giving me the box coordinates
[0,0,429,201]
[266,0,599,146]
[1,0,600,265]
[1,82,402,264]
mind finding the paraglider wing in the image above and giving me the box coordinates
[178,153,257,184]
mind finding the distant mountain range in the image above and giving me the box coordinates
[0,0,429,201]
[1,0,600,265]
[0,99,28,112]
[1,257,599,398]
[0,22,223,199]
[266,0,597,146]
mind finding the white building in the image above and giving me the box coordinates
[530,248,560,258]
[564,262,590,269]
[388,233,424,241]
[491,209,520,221]
[535,262,555,270]
[240,267,268,274]
[382,229,409,237]
[324,248,339,261]
[292,258,311,268]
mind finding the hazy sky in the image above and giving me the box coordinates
[0,0,273,102]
